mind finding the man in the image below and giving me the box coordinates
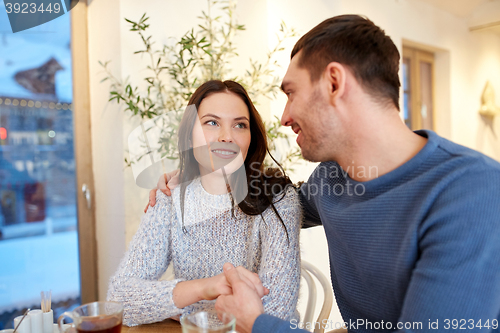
[150,15,500,333]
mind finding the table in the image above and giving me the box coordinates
[121,319,182,333]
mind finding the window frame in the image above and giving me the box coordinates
[71,0,98,303]
[402,46,436,131]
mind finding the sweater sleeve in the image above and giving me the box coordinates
[253,314,309,333]
[258,188,301,320]
[299,178,323,229]
[107,190,184,326]
[396,168,500,332]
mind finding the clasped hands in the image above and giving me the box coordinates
[150,171,266,333]
[203,264,269,301]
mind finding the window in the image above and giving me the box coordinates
[0,10,82,329]
[402,47,435,131]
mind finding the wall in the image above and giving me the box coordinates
[86,0,500,322]
[87,0,126,301]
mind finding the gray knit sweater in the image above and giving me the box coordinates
[107,178,301,326]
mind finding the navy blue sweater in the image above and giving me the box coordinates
[253,130,500,332]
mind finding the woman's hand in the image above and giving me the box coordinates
[202,273,232,300]
[172,274,233,308]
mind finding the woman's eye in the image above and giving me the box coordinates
[235,123,247,129]
[205,120,218,126]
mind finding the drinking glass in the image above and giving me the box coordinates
[58,301,123,333]
[180,311,237,333]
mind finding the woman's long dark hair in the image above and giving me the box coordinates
[177,80,292,238]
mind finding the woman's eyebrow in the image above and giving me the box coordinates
[201,113,249,122]
[201,113,221,119]
[234,116,249,122]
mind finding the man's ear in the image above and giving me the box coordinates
[324,62,346,105]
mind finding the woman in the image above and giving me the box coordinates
[107,80,301,326]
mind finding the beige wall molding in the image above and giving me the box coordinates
[479,81,500,118]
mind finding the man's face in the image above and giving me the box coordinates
[280,53,339,162]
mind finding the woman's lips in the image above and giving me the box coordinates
[210,149,238,159]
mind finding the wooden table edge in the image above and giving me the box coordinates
[121,319,182,333]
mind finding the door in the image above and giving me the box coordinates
[402,46,435,131]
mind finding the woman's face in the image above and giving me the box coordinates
[191,91,251,176]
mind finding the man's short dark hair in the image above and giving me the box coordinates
[291,15,401,110]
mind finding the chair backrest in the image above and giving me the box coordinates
[301,260,334,333]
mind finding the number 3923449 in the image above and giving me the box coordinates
[5,2,62,14]
[443,319,498,330]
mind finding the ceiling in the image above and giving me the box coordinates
[415,0,500,34]
[416,0,494,18]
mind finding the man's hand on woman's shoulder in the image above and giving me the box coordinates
[144,170,180,213]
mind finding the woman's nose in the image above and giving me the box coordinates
[218,127,233,142]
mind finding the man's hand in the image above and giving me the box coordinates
[144,170,180,213]
[215,263,265,333]
[233,266,269,298]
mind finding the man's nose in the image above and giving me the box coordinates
[281,103,293,127]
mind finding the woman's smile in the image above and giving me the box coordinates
[211,148,238,158]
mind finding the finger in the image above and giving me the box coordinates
[239,275,267,299]
[214,295,226,313]
[161,173,172,196]
[236,266,262,286]
[158,174,168,191]
[144,203,150,213]
[165,169,178,181]
[149,189,157,207]
[157,173,166,187]
[243,275,266,298]
[236,267,266,297]
[214,297,226,323]
[160,185,171,196]
[223,263,242,286]
[169,171,180,189]
[159,172,177,196]
[238,273,257,292]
